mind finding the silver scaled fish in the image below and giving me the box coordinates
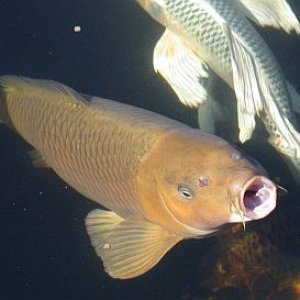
[0,75,277,279]
[136,0,300,180]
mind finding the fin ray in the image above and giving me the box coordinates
[222,22,262,142]
[27,149,49,168]
[236,0,300,33]
[0,75,88,104]
[154,29,210,108]
[85,209,182,279]
[223,22,300,176]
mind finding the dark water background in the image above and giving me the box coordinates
[0,1,300,299]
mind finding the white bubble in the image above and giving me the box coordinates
[73,25,81,33]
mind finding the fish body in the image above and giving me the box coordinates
[137,0,300,179]
[0,76,277,278]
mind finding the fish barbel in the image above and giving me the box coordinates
[0,75,277,279]
[136,0,300,180]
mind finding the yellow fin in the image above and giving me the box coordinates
[0,75,85,101]
[85,209,182,279]
[85,209,124,250]
[27,149,49,168]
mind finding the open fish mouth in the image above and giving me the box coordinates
[241,176,277,220]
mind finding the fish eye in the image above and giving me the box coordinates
[199,176,209,187]
[178,185,193,200]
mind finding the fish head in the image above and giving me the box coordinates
[140,129,277,237]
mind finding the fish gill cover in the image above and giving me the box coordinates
[0,0,299,300]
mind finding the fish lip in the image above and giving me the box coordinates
[239,175,277,220]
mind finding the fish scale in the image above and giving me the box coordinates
[167,0,231,74]
[164,0,293,120]
[1,77,170,217]
[0,75,278,279]
[137,0,300,178]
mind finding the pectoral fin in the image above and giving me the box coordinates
[153,29,211,107]
[236,0,300,34]
[85,209,182,279]
[222,21,300,166]
[27,149,49,168]
[222,22,264,143]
